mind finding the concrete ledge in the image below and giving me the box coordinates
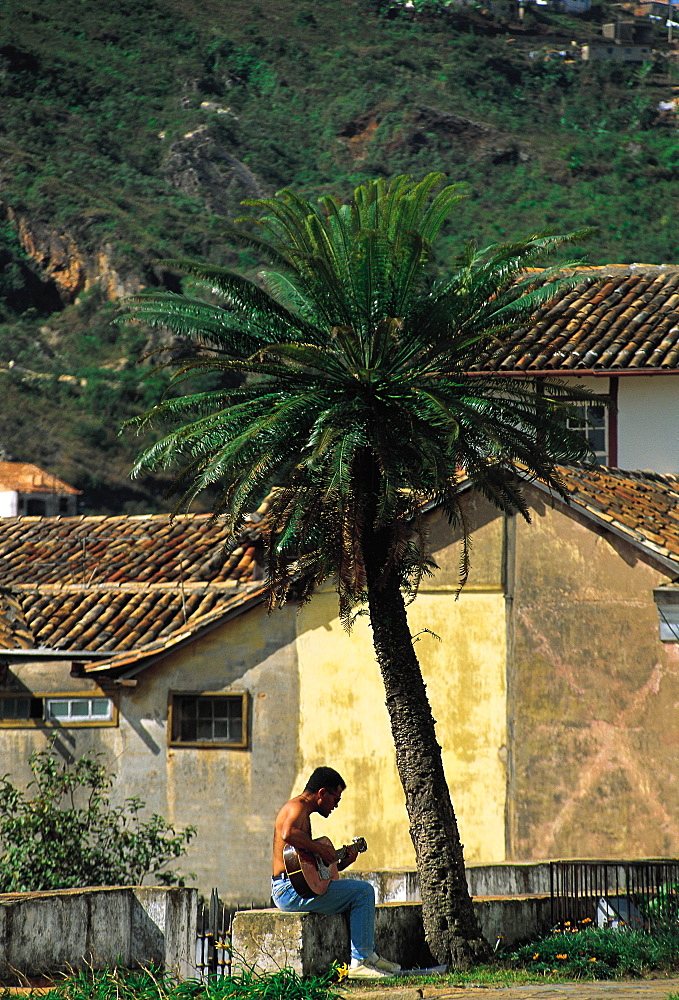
[232,896,552,977]
[348,863,553,903]
[0,886,197,982]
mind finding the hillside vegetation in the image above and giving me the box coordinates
[0,0,677,512]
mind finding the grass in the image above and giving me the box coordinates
[7,932,679,1000]
[0,968,344,1000]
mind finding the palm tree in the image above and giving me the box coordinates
[124,173,599,966]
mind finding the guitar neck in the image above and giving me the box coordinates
[333,837,367,864]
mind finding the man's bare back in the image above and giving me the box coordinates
[272,786,347,876]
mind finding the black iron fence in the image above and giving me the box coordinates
[550,860,679,930]
[196,889,233,979]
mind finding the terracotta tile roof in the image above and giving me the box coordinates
[545,465,679,567]
[0,504,271,664]
[473,265,679,374]
[2,471,678,672]
[0,510,268,588]
[0,462,81,495]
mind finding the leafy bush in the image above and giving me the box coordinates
[0,743,196,891]
[510,923,679,979]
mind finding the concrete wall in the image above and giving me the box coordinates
[1,604,301,908]
[353,862,553,902]
[508,487,679,859]
[0,886,196,982]
[231,896,553,977]
[0,491,18,517]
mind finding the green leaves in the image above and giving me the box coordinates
[123,173,601,615]
[0,743,195,891]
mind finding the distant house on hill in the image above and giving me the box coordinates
[0,462,80,517]
[473,264,679,472]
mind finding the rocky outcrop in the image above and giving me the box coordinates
[2,204,143,305]
[338,104,529,167]
[163,125,264,216]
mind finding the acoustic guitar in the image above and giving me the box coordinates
[283,836,367,898]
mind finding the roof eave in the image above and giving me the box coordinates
[523,475,679,573]
[81,586,270,680]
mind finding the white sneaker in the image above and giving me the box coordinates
[347,961,391,980]
[368,951,401,973]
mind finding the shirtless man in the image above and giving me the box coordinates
[271,765,401,980]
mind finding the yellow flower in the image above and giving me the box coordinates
[533,953,540,960]
[589,958,597,962]
[556,954,568,960]
[564,921,571,926]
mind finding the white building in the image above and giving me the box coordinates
[0,462,81,517]
[473,264,679,474]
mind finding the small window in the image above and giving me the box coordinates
[58,497,69,513]
[0,696,43,721]
[566,401,608,463]
[170,693,248,748]
[653,586,679,641]
[26,498,46,515]
[46,696,114,723]
[0,693,116,728]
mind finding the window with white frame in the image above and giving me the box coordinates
[0,693,116,727]
[45,696,114,723]
[170,693,248,748]
[566,401,608,464]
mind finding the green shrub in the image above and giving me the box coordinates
[510,923,679,979]
[0,743,195,891]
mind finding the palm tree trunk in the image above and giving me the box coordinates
[363,534,490,968]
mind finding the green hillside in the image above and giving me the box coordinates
[1,0,677,512]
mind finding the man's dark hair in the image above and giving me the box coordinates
[305,766,346,793]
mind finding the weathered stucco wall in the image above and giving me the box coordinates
[123,603,301,905]
[1,604,301,907]
[509,489,679,859]
[0,886,196,981]
[292,494,508,869]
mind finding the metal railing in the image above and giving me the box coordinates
[550,859,679,930]
[196,889,233,979]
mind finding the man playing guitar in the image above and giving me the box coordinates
[271,765,401,980]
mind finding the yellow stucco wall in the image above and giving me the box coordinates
[293,497,508,869]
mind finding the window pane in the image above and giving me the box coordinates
[196,719,212,741]
[172,695,244,745]
[46,697,113,723]
[0,697,30,720]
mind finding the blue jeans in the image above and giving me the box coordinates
[271,876,375,962]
